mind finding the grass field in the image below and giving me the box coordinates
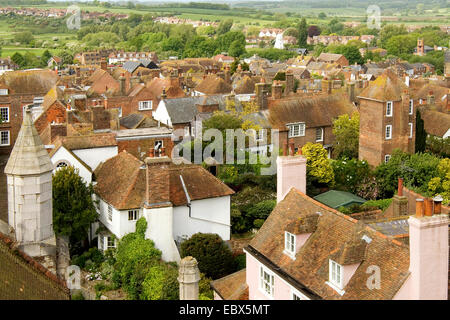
[1,47,54,58]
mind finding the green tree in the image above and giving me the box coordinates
[415,110,427,153]
[11,52,25,67]
[40,49,52,67]
[301,143,335,185]
[217,19,233,35]
[386,34,416,57]
[14,31,34,45]
[112,218,162,299]
[332,112,360,159]
[180,233,235,279]
[297,18,308,47]
[52,166,98,247]
[228,39,246,58]
[331,44,365,65]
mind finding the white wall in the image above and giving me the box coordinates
[153,101,172,127]
[73,146,118,172]
[96,196,141,239]
[173,196,231,242]
[144,206,181,263]
[51,146,92,184]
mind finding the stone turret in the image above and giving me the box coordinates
[4,106,56,261]
[178,256,201,300]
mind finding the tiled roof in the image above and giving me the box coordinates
[93,151,234,210]
[0,232,69,299]
[420,110,450,138]
[268,93,356,130]
[195,74,232,95]
[0,69,58,94]
[248,189,410,300]
[358,68,408,101]
[56,133,117,151]
[211,269,248,300]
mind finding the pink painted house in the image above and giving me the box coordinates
[212,148,449,300]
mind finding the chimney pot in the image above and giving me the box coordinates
[424,198,433,216]
[433,195,443,215]
[398,178,404,197]
[149,148,155,158]
[289,141,295,156]
[415,198,424,217]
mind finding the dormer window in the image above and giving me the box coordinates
[329,259,343,289]
[386,101,393,117]
[284,231,296,258]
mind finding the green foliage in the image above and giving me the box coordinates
[198,273,214,299]
[247,200,276,222]
[112,218,162,299]
[233,254,246,271]
[141,263,179,300]
[385,34,417,56]
[180,233,235,279]
[375,150,442,198]
[297,18,308,47]
[329,44,365,65]
[243,48,296,62]
[415,110,427,153]
[71,292,85,300]
[71,247,104,270]
[426,135,450,158]
[361,198,393,211]
[331,158,371,194]
[52,166,98,246]
[332,112,359,159]
[302,143,335,185]
[217,19,233,35]
[14,31,34,45]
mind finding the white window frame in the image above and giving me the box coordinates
[409,99,413,115]
[259,265,274,298]
[138,100,153,110]
[0,130,10,146]
[385,154,391,163]
[329,259,343,289]
[107,204,113,221]
[386,101,393,117]
[0,89,8,96]
[315,127,324,142]
[98,235,104,251]
[409,123,413,138]
[288,123,305,138]
[385,125,392,140]
[284,231,296,258]
[107,236,116,249]
[128,209,139,221]
[0,107,9,122]
[184,126,190,137]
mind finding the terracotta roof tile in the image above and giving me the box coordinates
[248,188,410,300]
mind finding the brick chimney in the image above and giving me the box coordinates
[407,197,449,299]
[119,73,126,96]
[144,156,172,207]
[255,82,268,110]
[276,142,307,203]
[271,80,282,99]
[392,178,408,217]
[285,70,294,94]
[427,90,435,105]
[178,256,200,300]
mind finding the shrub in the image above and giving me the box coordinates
[233,254,246,271]
[71,247,104,270]
[140,263,179,300]
[180,233,235,279]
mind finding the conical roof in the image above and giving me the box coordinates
[4,107,54,175]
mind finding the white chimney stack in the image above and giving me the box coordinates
[276,141,307,203]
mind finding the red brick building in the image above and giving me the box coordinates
[358,69,416,166]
